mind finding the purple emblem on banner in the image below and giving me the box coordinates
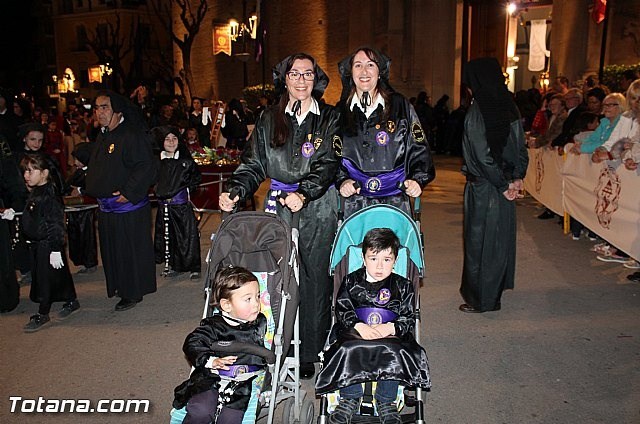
[301,141,315,158]
[376,131,389,146]
[376,288,392,305]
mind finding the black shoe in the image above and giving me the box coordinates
[377,401,401,424]
[77,266,97,274]
[537,210,555,220]
[58,299,80,319]
[24,313,51,333]
[300,362,315,379]
[627,272,640,283]
[329,398,360,424]
[459,303,501,313]
[189,272,201,281]
[162,269,181,278]
[115,298,141,311]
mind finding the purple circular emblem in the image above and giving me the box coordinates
[376,288,391,305]
[376,131,389,146]
[301,141,315,158]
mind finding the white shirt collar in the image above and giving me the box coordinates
[350,93,385,119]
[161,150,179,160]
[286,98,319,125]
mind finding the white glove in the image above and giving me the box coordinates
[49,252,64,269]
[1,208,15,220]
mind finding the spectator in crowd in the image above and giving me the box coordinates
[433,95,450,153]
[240,99,255,125]
[255,94,270,117]
[442,100,468,156]
[529,94,567,149]
[415,90,435,143]
[459,57,528,313]
[552,88,586,148]
[0,91,20,151]
[552,76,570,95]
[12,98,32,126]
[130,83,154,124]
[586,87,606,115]
[334,47,435,218]
[150,103,179,129]
[529,92,556,137]
[184,127,204,155]
[219,53,339,379]
[571,93,625,155]
[64,119,83,170]
[188,97,212,148]
[620,70,639,93]
[221,98,249,151]
[85,90,157,312]
[591,85,638,161]
[44,119,67,178]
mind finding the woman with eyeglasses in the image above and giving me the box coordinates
[219,53,339,379]
[334,47,435,218]
[571,93,626,155]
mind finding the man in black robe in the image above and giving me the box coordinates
[459,58,528,313]
[85,90,157,311]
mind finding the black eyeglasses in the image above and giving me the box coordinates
[286,71,315,81]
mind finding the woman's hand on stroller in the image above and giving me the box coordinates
[279,192,306,212]
[402,180,422,198]
[219,192,239,212]
[339,179,360,197]
[210,355,237,371]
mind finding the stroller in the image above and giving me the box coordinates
[316,204,429,424]
[170,210,314,424]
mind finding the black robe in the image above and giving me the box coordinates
[0,140,26,312]
[226,103,339,363]
[315,269,430,394]
[21,183,76,307]
[85,119,157,300]
[460,102,529,311]
[173,313,268,410]
[66,168,98,269]
[153,152,202,273]
[335,93,435,217]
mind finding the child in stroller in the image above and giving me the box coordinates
[315,228,431,424]
[173,266,275,424]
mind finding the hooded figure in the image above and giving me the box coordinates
[334,46,435,218]
[459,57,529,313]
[151,125,202,279]
[85,90,157,310]
[220,53,339,376]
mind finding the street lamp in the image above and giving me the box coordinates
[228,13,257,41]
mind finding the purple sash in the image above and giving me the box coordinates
[98,195,149,213]
[265,179,300,214]
[159,188,189,205]
[355,307,398,325]
[342,159,406,197]
[217,364,263,378]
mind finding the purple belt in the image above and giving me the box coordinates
[265,179,300,214]
[342,160,405,197]
[98,195,150,213]
[356,307,398,325]
[217,365,263,378]
[159,189,188,205]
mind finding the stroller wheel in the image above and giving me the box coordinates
[281,397,315,424]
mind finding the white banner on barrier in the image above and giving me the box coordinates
[523,147,564,215]
[563,151,640,261]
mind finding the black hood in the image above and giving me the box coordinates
[338,47,393,102]
[272,53,329,100]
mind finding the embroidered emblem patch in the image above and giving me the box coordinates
[333,135,343,157]
[301,141,315,158]
[108,143,115,153]
[411,122,426,143]
[376,131,389,146]
[313,137,323,150]
[366,177,381,192]
[387,121,396,133]
[366,311,383,325]
[376,288,391,305]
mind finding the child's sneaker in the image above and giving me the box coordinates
[377,402,401,424]
[329,398,360,424]
[189,272,201,280]
[58,300,80,319]
[24,314,50,333]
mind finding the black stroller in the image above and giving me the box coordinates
[170,210,314,424]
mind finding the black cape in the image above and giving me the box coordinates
[226,103,339,363]
[315,269,430,394]
[173,313,268,410]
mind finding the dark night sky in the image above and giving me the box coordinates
[0,1,39,94]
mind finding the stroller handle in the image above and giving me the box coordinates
[221,187,242,220]
[212,340,276,364]
[276,191,301,229]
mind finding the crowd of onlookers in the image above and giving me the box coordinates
[511,70,640,283]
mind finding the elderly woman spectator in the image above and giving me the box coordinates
[592,80,640,162]
[570,93,625,155]
[529,94,566,148]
